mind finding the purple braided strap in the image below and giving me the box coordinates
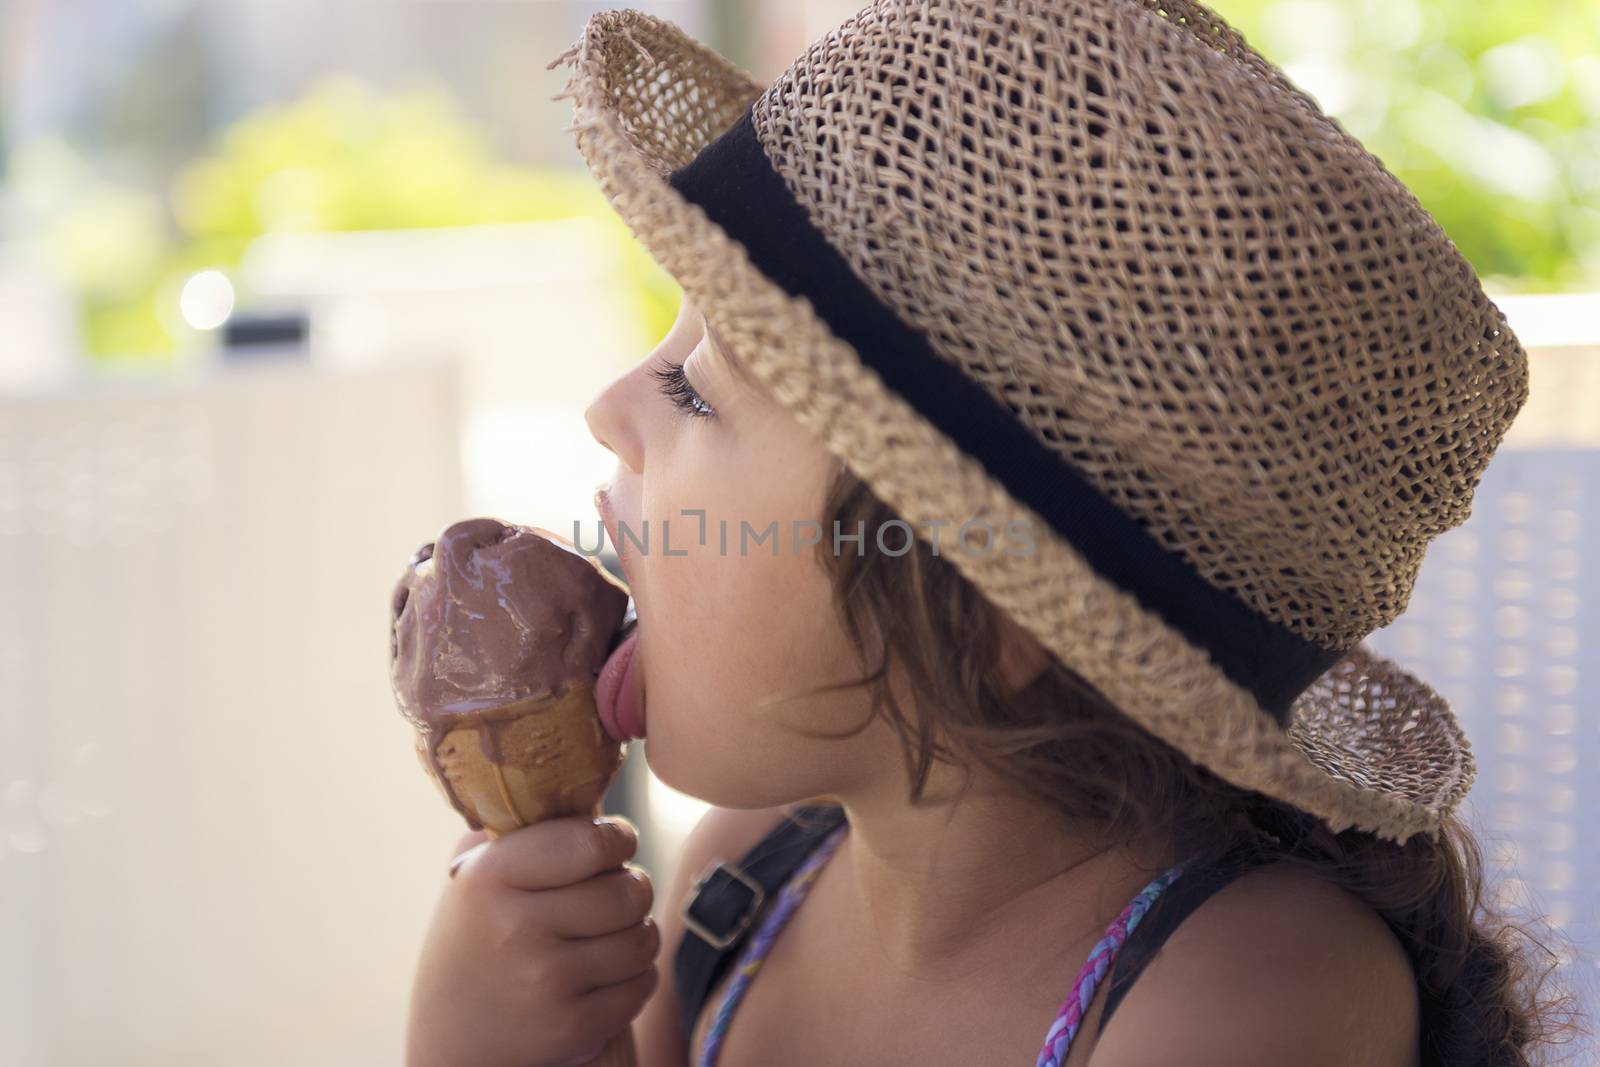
[696,822,851,1067]
[1034,862,1188,1067]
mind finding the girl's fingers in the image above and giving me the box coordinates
[561,921,662,995]
[534,865,655,940]
[471,815,639,893]
[560,966,660,1067]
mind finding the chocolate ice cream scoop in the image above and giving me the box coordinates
[388,517,635,836]
[389,516,630,734]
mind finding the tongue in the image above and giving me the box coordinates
[596,626,644,743]
[614,639,644,741]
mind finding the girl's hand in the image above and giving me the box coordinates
[405,816,660,1067]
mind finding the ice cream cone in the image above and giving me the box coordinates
[411,679,624,836]
[390,517,641,1067]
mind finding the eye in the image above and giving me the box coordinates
[649,361,716,420]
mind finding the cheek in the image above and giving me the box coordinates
[637,522,873,805]
[633,423,868,803]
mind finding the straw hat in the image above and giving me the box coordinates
[546,0,1529,846]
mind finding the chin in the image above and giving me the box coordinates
[641,730,826,812]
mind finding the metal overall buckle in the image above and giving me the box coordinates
[681,858,767,951]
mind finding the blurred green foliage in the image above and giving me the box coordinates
[9,75,681,363]
[1211,0,1600,290]
[5,0,1599,363]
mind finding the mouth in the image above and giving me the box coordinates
[593,486,643,742]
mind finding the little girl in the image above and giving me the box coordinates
[406,1,1587,1064]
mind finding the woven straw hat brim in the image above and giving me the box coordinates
[547,9,1477,847]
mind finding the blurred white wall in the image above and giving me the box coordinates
[0,352,471,1065]
[0,239,79,390]
[0,216,664,1065]
[238,218,647,535]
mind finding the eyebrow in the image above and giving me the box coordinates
[701,318,752,385]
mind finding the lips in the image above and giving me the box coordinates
[594,486,631,585]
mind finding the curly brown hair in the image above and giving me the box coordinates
[769,458,1591,1067]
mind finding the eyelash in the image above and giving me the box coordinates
[649,361,716,420]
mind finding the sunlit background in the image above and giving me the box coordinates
[2,0,1598,1063]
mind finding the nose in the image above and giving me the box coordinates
[585,370,644,475]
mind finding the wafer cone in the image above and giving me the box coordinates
[413,677,636,1067]
[412,679,624,835]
